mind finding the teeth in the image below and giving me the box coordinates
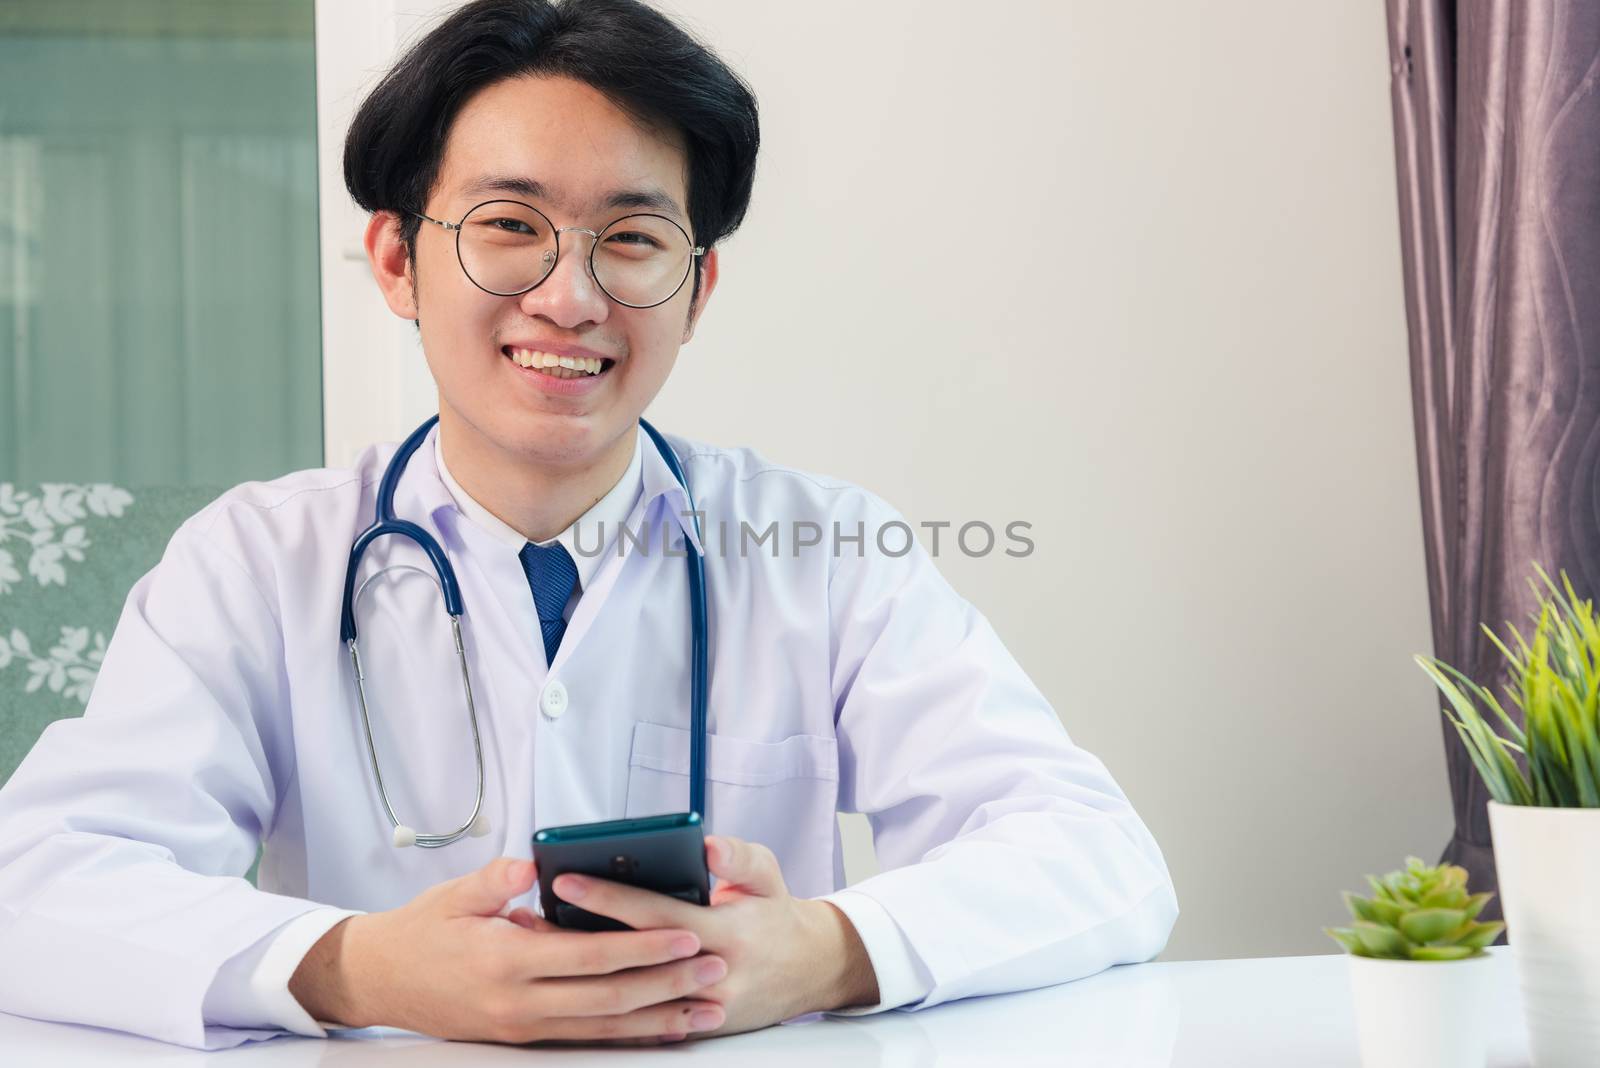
[506,348,607,375]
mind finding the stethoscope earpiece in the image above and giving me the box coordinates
[391,817,484,849]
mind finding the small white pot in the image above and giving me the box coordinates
[1489,800,1600,1067]
[1347,954,1492,1068]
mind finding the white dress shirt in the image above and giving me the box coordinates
[435,429,644,619]
[0,421,1177,1049]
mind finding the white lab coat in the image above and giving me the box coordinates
[0,423,1177,1048]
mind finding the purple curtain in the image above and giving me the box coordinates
[1385,0,1600,920]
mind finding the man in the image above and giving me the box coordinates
[0,0,1177,1049]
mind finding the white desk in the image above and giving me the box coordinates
[0,947,1531,1065]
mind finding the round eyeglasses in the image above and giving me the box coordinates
[415,199,705,309]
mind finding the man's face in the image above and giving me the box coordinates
[407,74,712,470]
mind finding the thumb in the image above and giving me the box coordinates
[707,835,787,897]
[436,857,538,917]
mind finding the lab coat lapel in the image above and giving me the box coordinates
[546,428,703,671]
[549,492,675,668]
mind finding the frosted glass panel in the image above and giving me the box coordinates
[0,3,322,485]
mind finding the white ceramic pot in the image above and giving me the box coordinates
[1347,954,1492,1068]
[1488,800,1600,1066]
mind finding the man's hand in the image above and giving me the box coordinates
[548,835,881,1036]
[288,857,728,1044]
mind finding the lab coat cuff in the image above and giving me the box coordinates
[243,907,362,1037]
[816,888,933,1014]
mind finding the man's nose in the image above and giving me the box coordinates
[519,231,609,327]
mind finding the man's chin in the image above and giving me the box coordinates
[503,413,632,470]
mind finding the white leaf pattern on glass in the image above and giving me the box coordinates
[40,484,88,526]
[86,486,133,518]
[60,526,89,561]
[5,625,108,704]
[0,548,18,596]
[24,659,50,693]
[55,626,89,656]
[20,497,49,531]
[0,482,125,704]
[28,543,65,586]
[0,483,131,597]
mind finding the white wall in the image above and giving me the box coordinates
[317,0,1451,961]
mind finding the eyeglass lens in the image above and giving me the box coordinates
[455,200,693,307]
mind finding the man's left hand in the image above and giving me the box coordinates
[545,834,880,1037]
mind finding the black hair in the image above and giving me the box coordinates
[343,0,759,308]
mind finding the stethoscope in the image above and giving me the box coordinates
[340,414,708,848]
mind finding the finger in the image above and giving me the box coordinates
[431,857,538,917]
[523,998,727,1044]
[706,835,786,896]
[523,927,704,979]
[535,953,729,1018]
[505,907,557,933]
[552,874,711,933]
[574,1035,681,1048]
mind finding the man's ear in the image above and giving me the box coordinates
[365,210,418,320]
[682,246,720,344]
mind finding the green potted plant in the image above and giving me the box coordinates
[1417,565,1600,1067]
[1326,857,1502,1068]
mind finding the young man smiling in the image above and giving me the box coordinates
[0,0,1178,1049]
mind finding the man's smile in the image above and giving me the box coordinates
[503,345,615,379]
[500,342,618,396]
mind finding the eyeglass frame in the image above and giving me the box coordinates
[414,199,706,310]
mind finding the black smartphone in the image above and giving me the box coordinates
[531,811,711,932]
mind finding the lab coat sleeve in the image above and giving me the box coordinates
[816,888,934,1013]
[204,907,359,1036]
[821,492,1179,1010]
[0,513,339,1049]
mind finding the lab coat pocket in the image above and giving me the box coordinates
[624,721,840,898]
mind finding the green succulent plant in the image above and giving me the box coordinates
[1415,564,1600,808]
[1325,857,1504,961]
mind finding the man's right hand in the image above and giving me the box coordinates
[287,857,728,1045]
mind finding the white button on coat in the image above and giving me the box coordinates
[0,422,1177,1050]
[540,679,568,719]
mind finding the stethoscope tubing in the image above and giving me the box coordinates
[638,418,708,818]
[340,414,708,847]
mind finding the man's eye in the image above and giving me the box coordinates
[607,231,660,248]
[488,217,537,235]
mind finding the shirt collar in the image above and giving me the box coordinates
[400,418,700,562]
[432,425,646,591]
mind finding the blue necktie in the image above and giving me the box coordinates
[518,541,579,666]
